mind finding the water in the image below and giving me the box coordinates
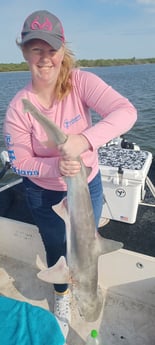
[0,64,155,154]
[0,71,31,150]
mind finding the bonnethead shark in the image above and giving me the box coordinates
[22,98,123,322]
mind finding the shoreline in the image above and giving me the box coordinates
[0,59,155,72]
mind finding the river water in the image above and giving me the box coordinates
[0,64,155,154]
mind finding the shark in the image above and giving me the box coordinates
[22,98,123,322]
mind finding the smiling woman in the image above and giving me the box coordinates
[21,40,65,108]
[3,9,137,342]
[16,12,75,105]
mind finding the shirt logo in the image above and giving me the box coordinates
[64,114,81,129]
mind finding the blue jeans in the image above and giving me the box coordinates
[23,170,103,292]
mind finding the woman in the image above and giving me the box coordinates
[3,10,137,339]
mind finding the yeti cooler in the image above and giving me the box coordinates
[99,147,152,224]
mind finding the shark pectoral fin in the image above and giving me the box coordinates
[97,233,123,255]
[52,198,68,221]
[37,256,70,284]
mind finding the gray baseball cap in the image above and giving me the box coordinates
[21,10,65,50]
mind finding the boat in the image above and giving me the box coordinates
[0,137,155,345]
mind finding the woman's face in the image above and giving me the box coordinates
[23,39,64,85]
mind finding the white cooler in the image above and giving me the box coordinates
[99,147,152,224]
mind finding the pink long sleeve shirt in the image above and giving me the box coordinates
[3,69,137,191]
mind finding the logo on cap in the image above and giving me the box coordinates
[30,16,52,31]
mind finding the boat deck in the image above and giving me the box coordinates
[0,153,155,344]
[0,217,155,345]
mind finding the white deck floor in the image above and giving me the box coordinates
[0,217,155,345]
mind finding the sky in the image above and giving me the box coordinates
[1,0,155,63]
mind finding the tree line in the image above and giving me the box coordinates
[0,58,155,72]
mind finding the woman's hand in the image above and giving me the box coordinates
[59,157,81,177]
[58,134,91,159]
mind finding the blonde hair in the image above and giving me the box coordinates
[55,46,76,101]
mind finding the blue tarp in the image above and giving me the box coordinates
[0,296,65,345]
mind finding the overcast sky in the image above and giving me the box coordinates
[1,0,155,63]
